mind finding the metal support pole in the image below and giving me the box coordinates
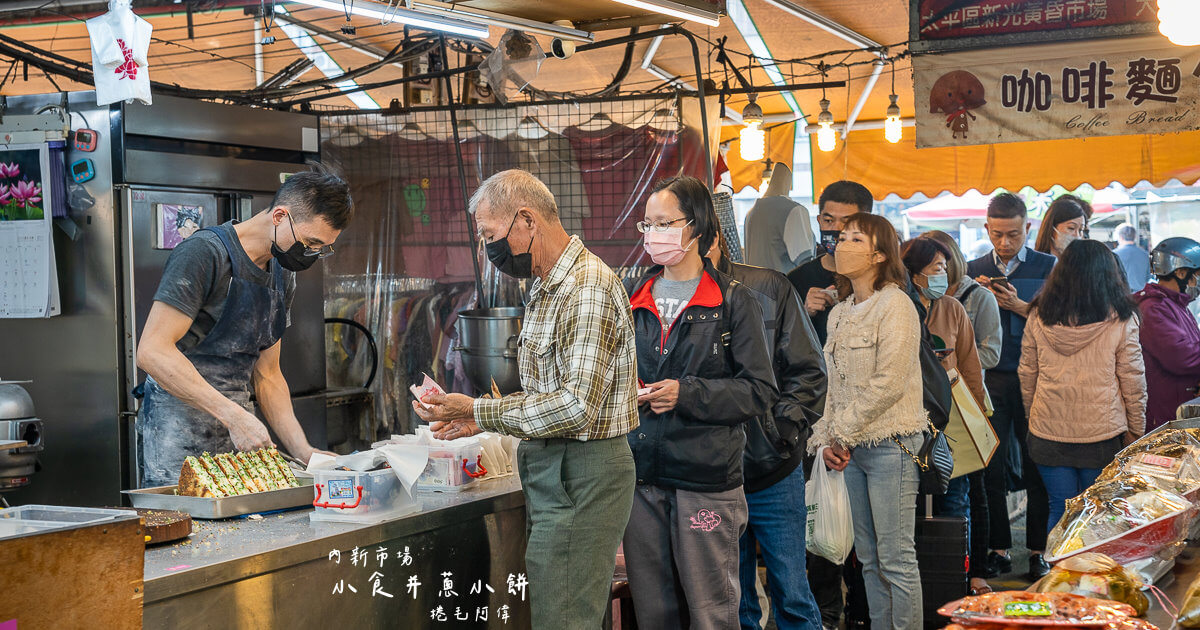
[438,35,486,306]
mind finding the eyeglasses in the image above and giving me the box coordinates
[636,217,690,233]
[286,213,335,258]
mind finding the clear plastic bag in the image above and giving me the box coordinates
[1097,429,1200,498]
[805,447,854,564]
[1046,473,1195,563]
[1029,552,1149,616]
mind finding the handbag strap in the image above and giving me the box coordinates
[891,421,939,472]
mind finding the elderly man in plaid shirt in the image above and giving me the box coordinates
[415,169,638,628]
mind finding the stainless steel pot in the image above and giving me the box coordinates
[0,382,43,492]
[455,308,524,395]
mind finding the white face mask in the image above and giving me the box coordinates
[919,272,949,300]
[1054,229,1078,252]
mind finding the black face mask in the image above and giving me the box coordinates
[484,212,534,279]
[272,214,319,272]
[819,229,841,256]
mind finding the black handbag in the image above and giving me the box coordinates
[893,422,954,495]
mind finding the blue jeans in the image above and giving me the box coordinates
[934,476,970,519]
[738,464,822,630]
[1037,465,1102,536]
[844,434,923,630]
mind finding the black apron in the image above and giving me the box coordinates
[137,226,288,487]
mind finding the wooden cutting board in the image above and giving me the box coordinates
[111,507,191,545]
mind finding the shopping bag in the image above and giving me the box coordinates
[806,447,854,564]
[943,371,999,478]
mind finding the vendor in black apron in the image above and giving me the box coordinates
[135,171,354,487]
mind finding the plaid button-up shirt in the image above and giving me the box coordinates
[474,236,639,440]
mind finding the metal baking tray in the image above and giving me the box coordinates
[123,478,314,520]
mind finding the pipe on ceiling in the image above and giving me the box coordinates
[841,57,885,138]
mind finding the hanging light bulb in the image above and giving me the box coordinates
[884,94,903,143]
[1158,0,1200,46]
[739,94,766,162]
[884,59,903,143]
[740,124,765,162]
[816,98,836,152]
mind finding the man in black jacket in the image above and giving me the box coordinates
[710,234,827,630]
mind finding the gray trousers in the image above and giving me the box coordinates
[518,436,635,630]
[623,484,749,630]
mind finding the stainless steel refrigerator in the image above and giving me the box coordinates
[0,92,332,506]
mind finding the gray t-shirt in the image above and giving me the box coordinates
[652,275,701,329]
[153,222,295,353]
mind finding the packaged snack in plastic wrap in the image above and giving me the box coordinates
[937,590,1138,625]
[1179,570,1200,627]
[1029,553,1149,616]
[943,619,1157,630]
[1098,429,1200,499]
[1046,474,1195,563]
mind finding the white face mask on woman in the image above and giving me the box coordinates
[919,272,949,300]
[1054,229,1078,252]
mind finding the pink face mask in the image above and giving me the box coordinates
[643,223,697,266]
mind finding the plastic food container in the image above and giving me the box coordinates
[416,438,486,493]
[309,468,419,524]
[0,505,133,541]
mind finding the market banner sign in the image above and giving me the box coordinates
[913,35,1200,148]
[917,0,1157,41]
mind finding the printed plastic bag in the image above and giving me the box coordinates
[806,447,854,564]
[1029,552,1149,616]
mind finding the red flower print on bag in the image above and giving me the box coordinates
[114,39,138,80]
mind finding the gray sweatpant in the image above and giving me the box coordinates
[622,484,749,630]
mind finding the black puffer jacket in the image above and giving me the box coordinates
[627,259,779,492]
[718,258,827,493]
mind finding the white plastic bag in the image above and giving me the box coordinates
[806,447,855,564]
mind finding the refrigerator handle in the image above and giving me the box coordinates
[117,185,140,415]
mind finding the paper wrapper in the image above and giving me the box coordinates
[305,446,427,493]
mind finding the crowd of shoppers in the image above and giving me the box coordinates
[425,168,1200,630]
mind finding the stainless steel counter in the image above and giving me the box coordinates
[144,476,530,628]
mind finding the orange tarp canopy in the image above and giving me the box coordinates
[812,127,1200,199]
[724,122,796,192]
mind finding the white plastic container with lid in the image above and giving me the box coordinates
[415,436,486,493]
[309,467,419,524]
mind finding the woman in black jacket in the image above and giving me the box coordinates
[624,176,779,630]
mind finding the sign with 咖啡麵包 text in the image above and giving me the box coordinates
[913,35,1200,148]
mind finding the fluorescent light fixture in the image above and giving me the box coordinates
[275,9,379,109]
[728,0,800,115]
[412,1,594,43]
[609,0,721,27]
[286,0,490,39]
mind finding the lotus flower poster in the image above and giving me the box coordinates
[0,143,59,318]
